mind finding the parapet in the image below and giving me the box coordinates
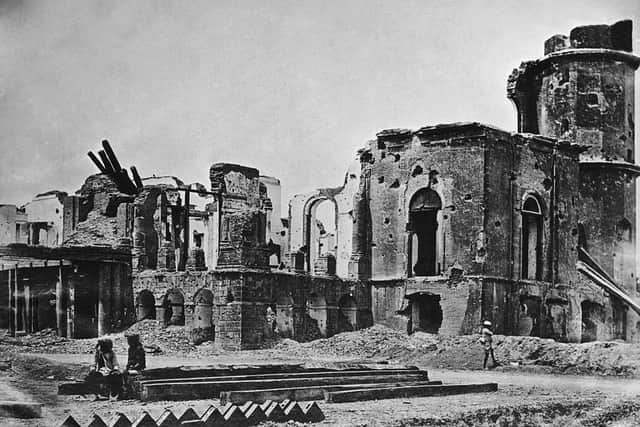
[544,20,632,54]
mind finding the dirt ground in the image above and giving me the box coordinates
[2,325,640,426]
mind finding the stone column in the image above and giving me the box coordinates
[56,262,64,336]
[24,282,30,333]
[14,267,19,332]
[111,264,122,329]
[348,170,371,279]
[67,276,75,338]
[97,264,111,336]
[132,216,147,271]
[7,269,13,335]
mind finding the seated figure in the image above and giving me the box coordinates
[86,338,122,400]
[122,333,146,398]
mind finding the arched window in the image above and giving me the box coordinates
[408,189,442,276]
[522,195,543,280]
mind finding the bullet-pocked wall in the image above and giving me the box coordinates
[508,20,640,342]
[353,122,585,339]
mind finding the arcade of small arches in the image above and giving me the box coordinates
[134,285,369,342]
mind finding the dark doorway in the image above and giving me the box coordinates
[409,294,443,334]
[338,295,357,332]
[136,290,156,321]
[163,289,185,326]
[408,189,442,277]
[518,296,541,336]
[34,291,57,332]
[581,300,604,342]
[612,299,627,340]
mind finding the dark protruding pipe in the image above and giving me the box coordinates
[102,140,123,172]
[118,169,138,195]
[87,151,106,173]
[98,150,115,174]
[130,166,144,189]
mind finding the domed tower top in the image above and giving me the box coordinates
[508,20,640,163]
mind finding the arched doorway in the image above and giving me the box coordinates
[192,289,214,344]
[407,293,443,334]
[193,289,213,330]
[275,295,294,338]
[581,300,604,342]
[163,289,185,326]
[304,198,338,274]
[522,195,543,280]
[408,188,442,276]
[338,295,357,332]
[307,294,328,337]
[136,290,156,321]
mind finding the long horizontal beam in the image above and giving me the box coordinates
[576,261,640,315]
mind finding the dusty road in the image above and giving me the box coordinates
[1,352,639,426]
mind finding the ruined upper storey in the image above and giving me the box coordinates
[507,20,639,164]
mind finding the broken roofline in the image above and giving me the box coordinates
[369,121,586,154]
[0,243,131,264]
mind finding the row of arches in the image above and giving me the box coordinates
[135,289,362,340]
[136,288,214,330]
[267,294,358,340]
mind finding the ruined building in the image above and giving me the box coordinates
[288,20,639,343]
[0,20,638,346]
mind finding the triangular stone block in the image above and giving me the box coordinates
[201,406,225,427]
[156,410,179,427]
[263,401,286,422]
[176,408,199,424]
[109,412,132,427]
[283,401,305,422]
[59,415,81,427]
[258,400,273,413]
[301,402,325,422]
[278,399,291,410]
[132,411,157,427]
[241,403,266,426]
[217,403,233,417]
[88,414,109,427]
[223,405,247,425]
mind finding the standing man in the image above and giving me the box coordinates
[480,320,498,369]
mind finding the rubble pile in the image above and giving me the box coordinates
[4,323,640,377]
[0,321,196,356]
[276,325,640,377]
[62,211,120,247]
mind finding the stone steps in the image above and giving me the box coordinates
[141,372,430,401]
[324,382,499,403]
[138,368,425,385]
[220,380,443,405]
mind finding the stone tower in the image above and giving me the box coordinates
[509,20,640,339]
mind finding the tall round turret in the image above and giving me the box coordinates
[508,20,639,162]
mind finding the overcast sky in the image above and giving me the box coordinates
[1,0,639,209]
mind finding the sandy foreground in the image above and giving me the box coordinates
[2,324,640,426]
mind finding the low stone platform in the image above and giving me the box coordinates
[0,400,43,419]
[59,363,498,405]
